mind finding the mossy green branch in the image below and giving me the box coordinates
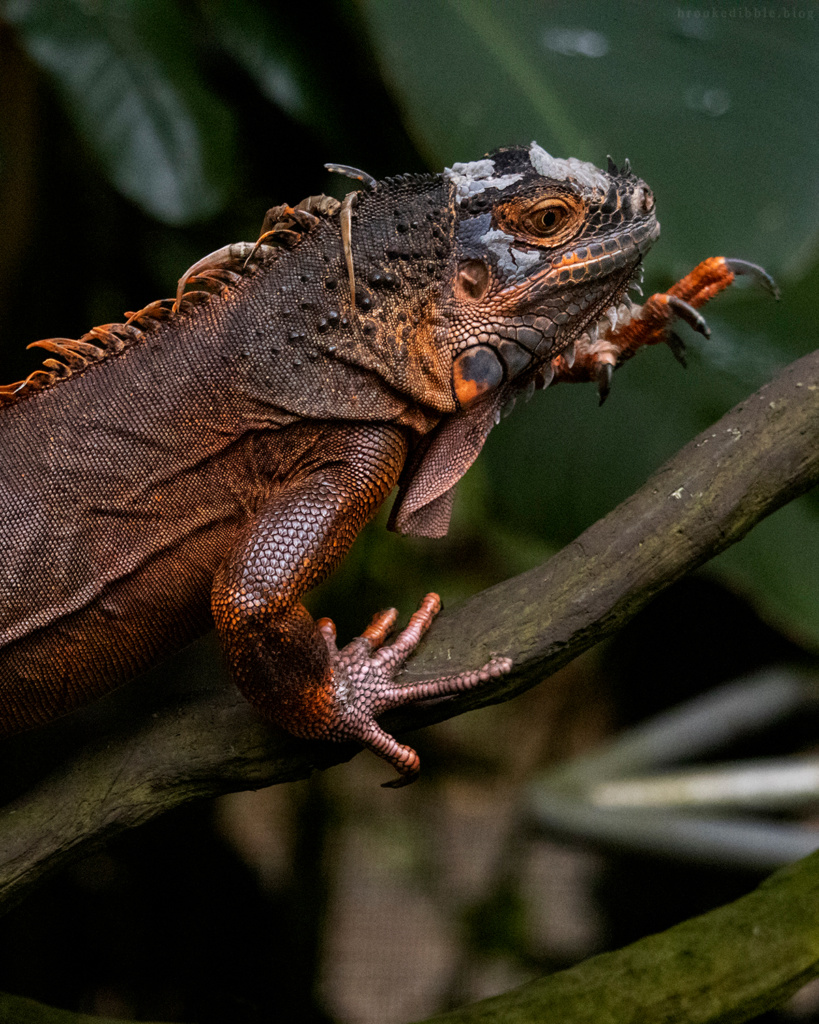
[0,989,172,1024]
[416,849,819,1024]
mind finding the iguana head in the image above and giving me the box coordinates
[389,143,659,537]
[444,142,659,409]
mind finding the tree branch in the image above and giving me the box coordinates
[1,349,818,913]
[0,989,173,1024]
[411,848,819,1024]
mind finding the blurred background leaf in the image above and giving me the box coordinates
[2,0,237,224]
[201,0,345,142]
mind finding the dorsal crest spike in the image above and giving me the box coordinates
[175,242,257,311]
[339,192,357,306]
[0,190,343,410]
[325,163,377,190]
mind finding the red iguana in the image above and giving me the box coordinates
[0,144,777,786]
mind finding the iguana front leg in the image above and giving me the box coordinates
[211,424,510,787]
[550,257,779,400]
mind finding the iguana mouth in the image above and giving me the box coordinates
[539,217,659,291]
[497,256,645,371]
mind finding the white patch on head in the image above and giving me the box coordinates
[445,158,523,200]
[481,228,542,280]
[529,142,608,192]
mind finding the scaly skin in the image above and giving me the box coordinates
[0,145,776,784]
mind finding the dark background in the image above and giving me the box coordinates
[0,1,817,1021]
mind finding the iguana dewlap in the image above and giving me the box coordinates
[0,143,776,785]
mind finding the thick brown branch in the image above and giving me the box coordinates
[1,349,818,913]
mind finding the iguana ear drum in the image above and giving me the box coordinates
[455,259,491,302]
[453,345,504,407]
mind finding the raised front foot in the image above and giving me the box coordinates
[318,593,513,788]
[551,256,779,403]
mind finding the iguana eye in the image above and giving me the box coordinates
[494,193,583,247]
[523,200,570,237]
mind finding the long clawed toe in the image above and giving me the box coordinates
[665,295,711,338]
[613,255,779,374]
[660,257,779,360]
[665,331,688,368]
[595,362,614,405]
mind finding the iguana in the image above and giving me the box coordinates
[0,143,776,786]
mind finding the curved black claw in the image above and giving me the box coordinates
[666,295,711,338]
[724,258,781,299]
[666,331,688,368]
[596,362,613,405]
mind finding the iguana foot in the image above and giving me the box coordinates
[318,593,513,788]
[550,256,779,403]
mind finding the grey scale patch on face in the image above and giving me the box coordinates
[444,158,524,201]
[529,142,609,193]
[480,228,543,281]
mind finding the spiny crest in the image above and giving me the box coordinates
[0,194,340,409]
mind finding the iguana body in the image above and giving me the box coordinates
[0,144,774,784]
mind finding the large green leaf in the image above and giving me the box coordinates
[2,0,236,224]
[361,0,819,642]
[361,0,819,277]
